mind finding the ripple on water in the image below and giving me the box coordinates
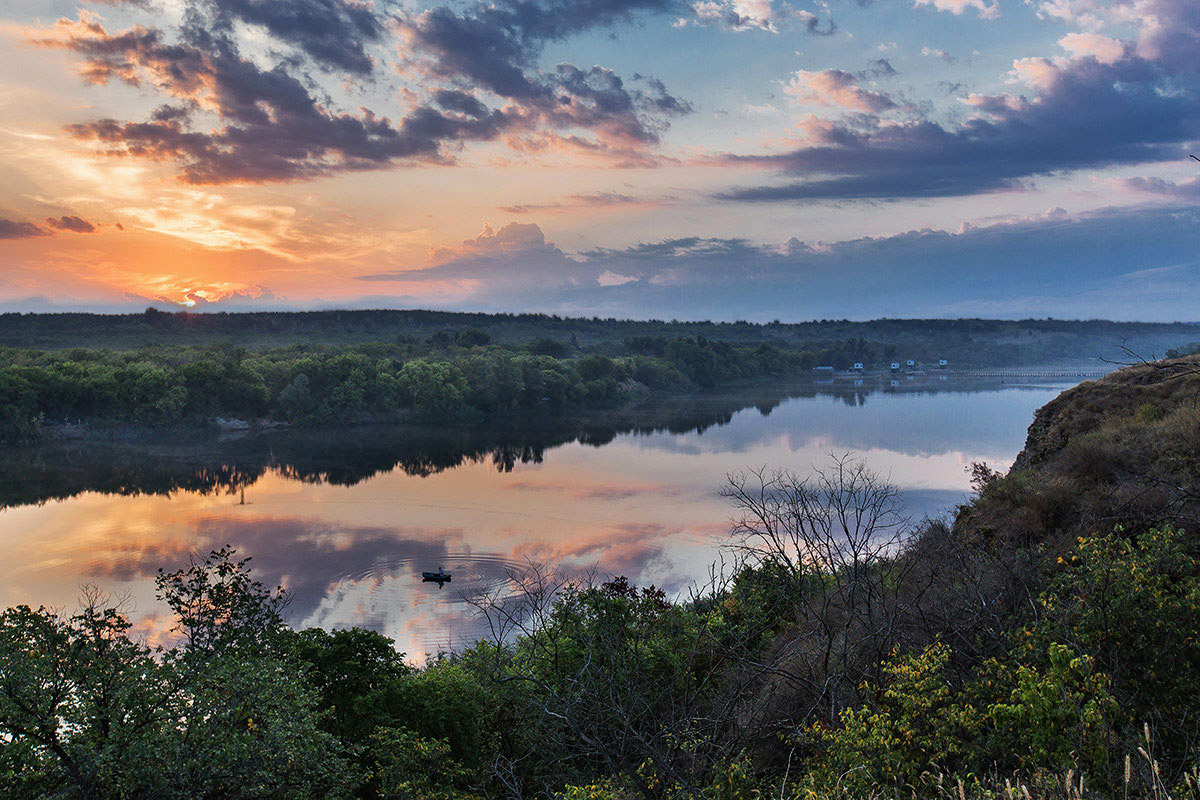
[325,552,535,656]
[339,552,530,604]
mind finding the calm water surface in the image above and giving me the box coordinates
[0,377,1081,659]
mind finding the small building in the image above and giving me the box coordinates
[852,362,864,371]
[938,359,948,369]
[906,359,916,368]
[890,362,900,371]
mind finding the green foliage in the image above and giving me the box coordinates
[279,626,412,743]
[456,329,492,348]
[806,643,981,791]
[527,337,572,358]
[0,549,354,800]
[555,778,638,800]
[1,531,1198,799]
[368,728,481,800]
[806,638,1118,793]
[396,359,469,420]
[1030,529,1200,759]
[982,643,1116,775]
[704,752,763,800]
[0,328,870,438]
[0,368,42,442]
[7,309,1183,440]
[391,660,498,771]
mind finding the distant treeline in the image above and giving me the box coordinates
[2,309,1197,441]
[0,335,856,440]
[1,307,1196,356]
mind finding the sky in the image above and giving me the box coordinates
[0,0,1198,321]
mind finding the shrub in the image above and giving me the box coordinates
[805,643,981,791]
[1028,529,1200,764]
[982,643,1117,775]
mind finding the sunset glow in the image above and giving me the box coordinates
[2,0,1200,319]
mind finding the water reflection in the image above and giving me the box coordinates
[0,377,1078,660]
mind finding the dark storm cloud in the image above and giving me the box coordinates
[44,215,98,233]
[0,218,49,239]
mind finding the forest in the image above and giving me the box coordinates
[2,309,1197,442]
[2,355,1200,799]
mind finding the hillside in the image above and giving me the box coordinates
[957,354,1200,548]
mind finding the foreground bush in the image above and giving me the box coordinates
[3,520,1200,798]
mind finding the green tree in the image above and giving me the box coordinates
[0,549,354,800]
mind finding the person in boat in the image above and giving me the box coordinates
[422,567,451,585]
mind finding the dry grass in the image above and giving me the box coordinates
[955,359,1200,552]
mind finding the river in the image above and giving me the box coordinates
[0,374,1086,660]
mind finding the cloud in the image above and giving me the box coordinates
[69,0,384,73]
[499,191,675,213]
[914,0,999,19]
[858,58,899,79]
[1058,32,1126,64]
[44,214,97,233]
[434,221,557,260]
[688,0,834,33]
[29,0,690,184]
[0,218,50,239]
[30,13,508,183]
[1115,175,1200,200]
[126,283,277,309]
[395,0,693,158]
[921,46,956,63]
[350,205,1200,321]
[782,68,899,113]
[357,221,590,292]
[13,205,1200,322]
[204,0,385,74]
[703,0,1200,202]
[716,46,1199,198]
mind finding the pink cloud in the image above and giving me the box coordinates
[1059,32,1127,64]
[782,69,897,113]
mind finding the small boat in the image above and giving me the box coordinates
[422,568,452,585]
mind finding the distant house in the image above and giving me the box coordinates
[938,359,948,368]
[906,359,916,368]
[890,362,900,371]
[852,362,864,371]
